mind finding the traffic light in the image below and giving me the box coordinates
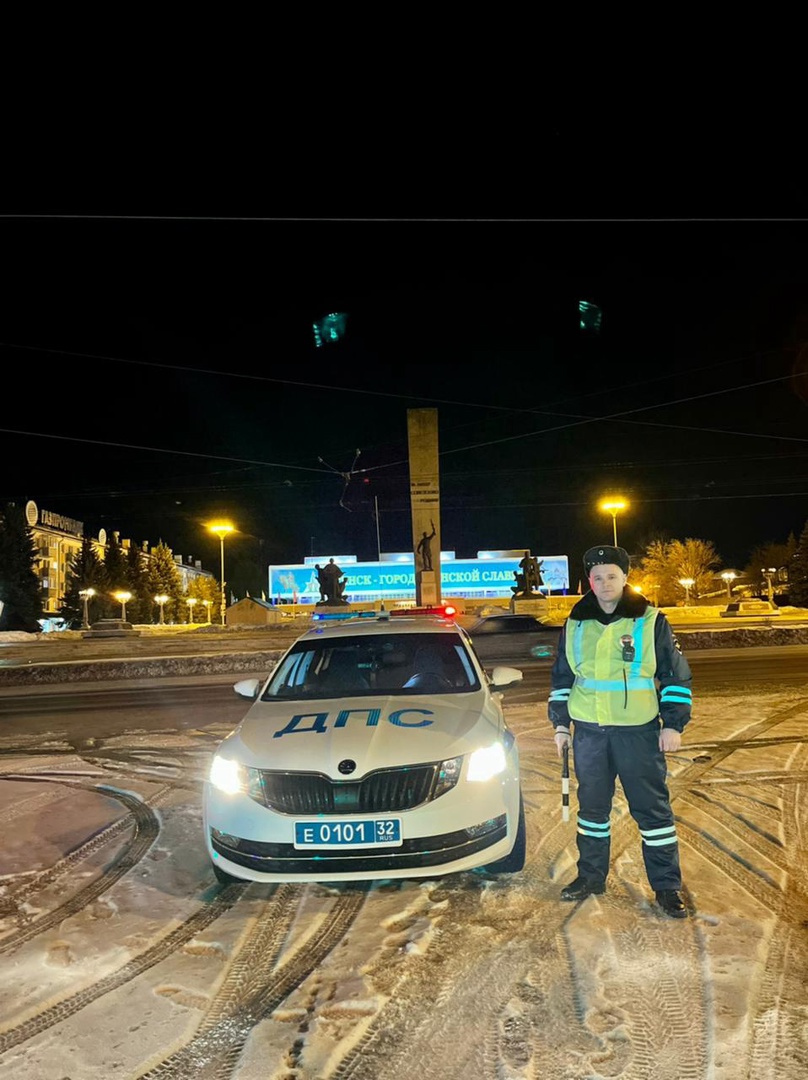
[312,312,348,347]
[578,300,602,333]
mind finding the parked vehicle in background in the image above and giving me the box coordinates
[720,600,782,618]
[465,613,560,662]
[204,611,525,884]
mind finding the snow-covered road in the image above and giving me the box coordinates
[1,685,806,1079]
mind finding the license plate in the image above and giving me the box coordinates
[294,818,402,848]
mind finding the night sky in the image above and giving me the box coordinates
[3,215,807,583]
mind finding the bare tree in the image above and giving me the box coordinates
[637,537,720,606]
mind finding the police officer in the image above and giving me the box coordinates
[548,545,692,918]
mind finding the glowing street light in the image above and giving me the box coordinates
[155,594,169,625]
[207,521,235,626]
[720,570,737,600]
[202,598,212,623]
[599,497,628,546]
[113,590,132,621]
[79,587,96,629]
[186,597,198,623]
[678,578,695,605]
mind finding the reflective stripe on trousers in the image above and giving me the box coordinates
[571,719,681,891]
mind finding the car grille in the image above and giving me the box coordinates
[252,763,443,815]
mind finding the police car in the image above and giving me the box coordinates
[204,611,525,883]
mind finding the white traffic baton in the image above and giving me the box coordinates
[562,743,570,822]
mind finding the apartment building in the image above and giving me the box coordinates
[23,499,212,616]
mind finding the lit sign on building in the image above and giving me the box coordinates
[40,510,84,536]
[25,500,83,537]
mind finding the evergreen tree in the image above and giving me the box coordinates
[790,520,808,606]
[59,535,108,627]
[144,542,184,624]
[102,532,129,618]
[124,542,150,624]
[0,502,44,632]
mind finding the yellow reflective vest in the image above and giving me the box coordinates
[565,608,660,726]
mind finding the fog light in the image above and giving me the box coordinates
[465,817,501,838]
[211,828,241,850]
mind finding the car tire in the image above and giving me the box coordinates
[212,861,240,885]
[484,794,526,874]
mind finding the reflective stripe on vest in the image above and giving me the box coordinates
[566,608,660,726]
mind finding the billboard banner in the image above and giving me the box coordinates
[268,555,570,603]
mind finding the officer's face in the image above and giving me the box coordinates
[589,564,627,611]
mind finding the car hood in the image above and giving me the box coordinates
[221,691,502,777]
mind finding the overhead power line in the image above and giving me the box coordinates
[0,428,334,474]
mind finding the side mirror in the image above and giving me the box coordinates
[489,666,523,688]
[233,678,261,700]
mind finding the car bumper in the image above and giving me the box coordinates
[204,774,521,882]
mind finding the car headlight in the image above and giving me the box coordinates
[209,755,244,794]
[210,755,267,803]
[212,756,263,799]
[467,742,507,782]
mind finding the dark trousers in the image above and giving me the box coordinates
[571,719,681,890]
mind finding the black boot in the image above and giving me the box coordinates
[560,877,605,901]
[655,889,687,918]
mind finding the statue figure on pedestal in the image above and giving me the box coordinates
[511,551,544,597]
[318,558,350,605]
[314,564,327,603]
[416,520,437,572]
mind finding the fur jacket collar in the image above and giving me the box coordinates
[568,586,650,624]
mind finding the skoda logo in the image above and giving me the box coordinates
[338,759,357,775]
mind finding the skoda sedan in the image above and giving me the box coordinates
[204,614,525,883]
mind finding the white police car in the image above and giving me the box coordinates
[204,613,525,883]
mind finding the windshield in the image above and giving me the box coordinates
[262,632,481,699]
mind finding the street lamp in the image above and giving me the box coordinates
[79,587,96,629]
[207,521,235,626]
[186,597,198,623]
[202,598,212,623]
[599,497,628,546]
[678,578,695,605]
[113,590,132,621]
[720,571,737,601]
[155,594,169,625]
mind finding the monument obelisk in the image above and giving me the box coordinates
[407,408,441,606]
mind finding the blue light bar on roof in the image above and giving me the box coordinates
[311,610,378,622]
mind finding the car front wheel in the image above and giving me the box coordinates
[212,860,240,885]
[484,795,526,873]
